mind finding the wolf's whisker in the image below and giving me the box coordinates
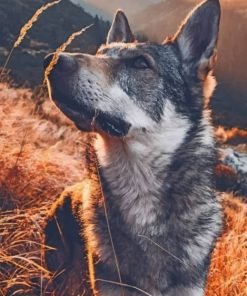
[91,109,99,132]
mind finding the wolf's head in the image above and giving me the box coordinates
[44,0,220,145]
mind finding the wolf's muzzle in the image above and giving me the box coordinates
[44,53,78,74]
[43,53,131,138]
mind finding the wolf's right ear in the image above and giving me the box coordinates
[172,0,221,76]
[107,10,135,44]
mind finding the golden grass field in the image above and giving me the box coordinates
[0,1,246,294]
[0,82,87,295]
[0,81,246,295]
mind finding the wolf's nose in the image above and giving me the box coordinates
[44,53,77,73]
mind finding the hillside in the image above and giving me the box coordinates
[0,0,110,86]
[71,0,111,19]
[130,0,247,129]
[0,81,246,295]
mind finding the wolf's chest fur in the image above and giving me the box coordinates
[81,126,222,295]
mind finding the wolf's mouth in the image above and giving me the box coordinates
[50,83,94,132]
[55,100,94,132]
[50,85,131,137]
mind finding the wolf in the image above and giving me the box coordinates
[44,0,223,295]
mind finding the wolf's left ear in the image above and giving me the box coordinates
[107,10,135,44]
[173,0,221,76]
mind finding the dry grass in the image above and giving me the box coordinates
[0,0,62,78]
[0,83,87,294]
[0,1,94,291]
[0,82,246,295]
[206,194,247,296]
[0,82,87,210]
[0,206,50,295]
[215,126,247,144]
[44,24,93,82]
[13,0,62,49]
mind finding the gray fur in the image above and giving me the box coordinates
[44,0,223,295]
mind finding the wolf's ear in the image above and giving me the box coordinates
[107,10,135,44]
[173,0,220,75]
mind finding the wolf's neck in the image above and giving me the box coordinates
[94,116,215,232]
[94,131,186,202]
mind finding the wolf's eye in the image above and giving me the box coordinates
[132,56,150,69]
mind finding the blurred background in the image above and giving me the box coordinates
[0,0,246,128]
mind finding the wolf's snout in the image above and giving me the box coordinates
[44,53,77,73]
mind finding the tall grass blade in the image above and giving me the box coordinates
[44,24,94,83]
[0,0,62,79]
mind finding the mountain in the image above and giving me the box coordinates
[0,0,110,86]
[70,0,111,19]
[130,0,247,128]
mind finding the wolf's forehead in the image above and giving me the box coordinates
[97,43,177,67]
[97,43,140,58]
[97,43,163,59]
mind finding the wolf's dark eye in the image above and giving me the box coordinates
[132,56,150,69]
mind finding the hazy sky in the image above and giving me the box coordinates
[71,0,162,19]
[83,0,162,11]
[71,0,247,20]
